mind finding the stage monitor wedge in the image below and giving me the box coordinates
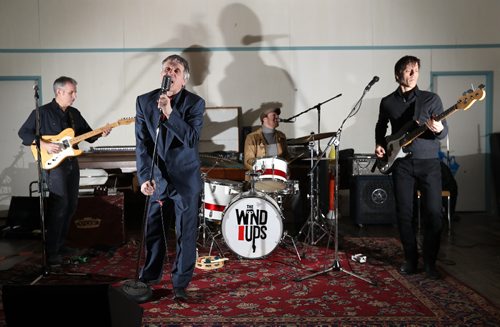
[2,284,143,327]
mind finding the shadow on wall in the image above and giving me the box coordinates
[217,3,299,136]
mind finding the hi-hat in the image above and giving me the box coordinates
[287,132,336,145]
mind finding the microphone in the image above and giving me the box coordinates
[365,76,380,91]
[161,75,172,94]
[279,118,295,123]
[241,34,287,45]
[33,82,39,100]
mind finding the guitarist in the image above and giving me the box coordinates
[374,56,448,280]
[18,76,110,267]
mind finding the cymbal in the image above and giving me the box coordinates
[199,153,238,164]
[287,132,336,145]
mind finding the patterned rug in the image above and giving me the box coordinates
[1,237,500,326]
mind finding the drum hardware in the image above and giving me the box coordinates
[297,140,332,246]
[280,230,301,261]
[295,81,376,285]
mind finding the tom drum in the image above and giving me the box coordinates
[203,179,242,221]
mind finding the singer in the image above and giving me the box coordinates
[374,55,448,280]
[135,54,205,301]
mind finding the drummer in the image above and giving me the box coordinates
[243,107,303,235]
[243,107,291,171]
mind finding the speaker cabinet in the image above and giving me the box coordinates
[2,284,143,327]
[350,175,396,225]
[6,196,40,231]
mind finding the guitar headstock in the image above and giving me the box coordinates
[456,84,486,111]
[117,117,136,125]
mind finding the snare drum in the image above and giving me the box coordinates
[222,192,283,259]
[253,157,288,193]
[203,179,242,221]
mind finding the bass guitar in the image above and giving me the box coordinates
[377,85,486,174]
[31,117,135,170]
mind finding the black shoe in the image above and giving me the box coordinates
[424,264,441,280]
[60,246,79,256]
[173,287,188,301]
[399,261,417,275]
[47,254,63,267]
[139,278,161,286]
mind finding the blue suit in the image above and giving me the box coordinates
[135,87,205,288]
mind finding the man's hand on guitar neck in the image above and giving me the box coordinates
[102,128,111,137]
[423,117,444,134]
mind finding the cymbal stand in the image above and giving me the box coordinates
[295,78,377,285]
[297,140,330,245]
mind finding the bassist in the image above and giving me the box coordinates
[374,56,448,279]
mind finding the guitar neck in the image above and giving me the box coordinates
[402,103,456,146]
[70,122,119,146]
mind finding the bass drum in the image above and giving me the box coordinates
[222,192,283,259]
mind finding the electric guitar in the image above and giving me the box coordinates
[31,117,135,170]
[377,85,486,174]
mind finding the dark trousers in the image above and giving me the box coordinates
[140,186,200,289]
[44,159,80,257]
[392,159,443,266]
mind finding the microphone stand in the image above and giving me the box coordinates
[30,84,50,283]
[295,85,375,285]
[289,94,341,246]
[285,93,342,146]
[121,111,164,303]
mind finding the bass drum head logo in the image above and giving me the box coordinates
[222,194,283,259]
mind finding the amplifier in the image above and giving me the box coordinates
[352,154,381,176]
[66,193,125,248]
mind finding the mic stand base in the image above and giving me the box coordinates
[294,258,376,285]
[120,279,153,303]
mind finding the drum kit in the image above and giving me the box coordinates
[199,155,301,260]
[198,131,338,261]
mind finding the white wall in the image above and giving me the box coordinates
[1,0,499,211]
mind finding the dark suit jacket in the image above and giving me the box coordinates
[135,88,205,198]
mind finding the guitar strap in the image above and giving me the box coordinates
[412,93,424,124]
[67,109,80,150]
[68,109,77,131]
